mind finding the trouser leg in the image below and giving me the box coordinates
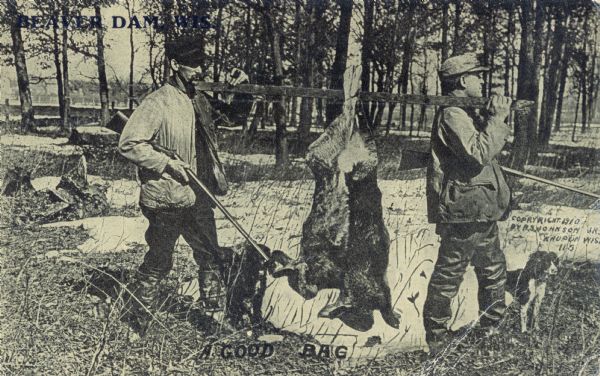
[472,222,507,328]
[138,207,181,279]
[180,206,222,310]
[423,224,475,342]
[127,207,181,333]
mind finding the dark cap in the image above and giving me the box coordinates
[165,33,204,66]
[439,53,490,79]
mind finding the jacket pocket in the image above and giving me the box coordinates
[141,176,196,209]
[440,179,498,221]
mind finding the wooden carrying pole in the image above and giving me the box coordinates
[195,81,534,111]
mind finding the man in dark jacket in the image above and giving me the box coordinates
[423,53,512,354]
[118,33,248,335]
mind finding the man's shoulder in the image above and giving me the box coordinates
[443,106,469,117]
[140,84,182,105]
[442,106,473,124]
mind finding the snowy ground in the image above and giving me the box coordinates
[37,174,600,361]
[4,132,600,363]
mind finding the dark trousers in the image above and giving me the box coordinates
[423,222,506,341]
[139,205,220,280]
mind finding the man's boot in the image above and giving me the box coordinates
[198,270,223,312]
[126,271,162,337]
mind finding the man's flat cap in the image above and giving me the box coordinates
[439,53,490,78]
[165,33,204,66]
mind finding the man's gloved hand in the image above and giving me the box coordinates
[223,68,249,105]
[165,159,190,184]
[488,94,512,119]
[226,68,249,86]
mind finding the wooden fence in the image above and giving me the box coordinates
[2,83,534,128]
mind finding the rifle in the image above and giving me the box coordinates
[500,166,600,200]
[404,148,600,200]
[151,143,272,263]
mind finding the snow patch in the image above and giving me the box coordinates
[31,175,140,209]
[42,177,600,358]
[0,134,69,147]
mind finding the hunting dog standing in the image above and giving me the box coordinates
[506,251,559,333]
[118,33,249,336]
[424,53,513,354]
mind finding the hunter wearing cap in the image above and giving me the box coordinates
[118,33,249,336]
[423,53,512,354]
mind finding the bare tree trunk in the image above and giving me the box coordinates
[375,67,395,132]
[399,6,416,130]
[539,10,567,145]
[263,8,288,166]
[127,0,135,110]
[52,13,64,121]
[299,98,313,137]
[384,101,396,135]
[161,0,172,86]
[554,45,569,132]
[147,26,158,90]
[581,73,588,133]
[316,97,324,128]
[504,4,514,97]
[556,10,581,135]
[587,21,597,126]
[326,0,352,123]
[581,12,589,133]
[488,8,496,95]
[62,0,71,133]
[298,2,325,139]
[408,63,415,137]
[95,3,109,126]
[441,1,449,61]
[213,0,223,103]
[213,1,224,86]
[245,101,263,140]
[7,0,35,131]
[372,72,386,129]
[418,34,430,134]
[290,1,301,128]
[261,102,268,129]
[361,0,374,126]
[316,66,325,128]
[572,84,582,142]
[512,0,543,168]
[243,7,252,72]
[452,0,462,55]
[382,1,404,135]
[162,51,170,85]
[481,0,497,97]
[289,97,298,127]
[482,1,494,97]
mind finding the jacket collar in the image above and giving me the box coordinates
[167,74,196,99]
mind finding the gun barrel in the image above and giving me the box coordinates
[501,166,600,200]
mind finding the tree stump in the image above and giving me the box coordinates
[69,126,119,146]
[4,156,110,225]
[55,156,109,219]
[1,167,35,196]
